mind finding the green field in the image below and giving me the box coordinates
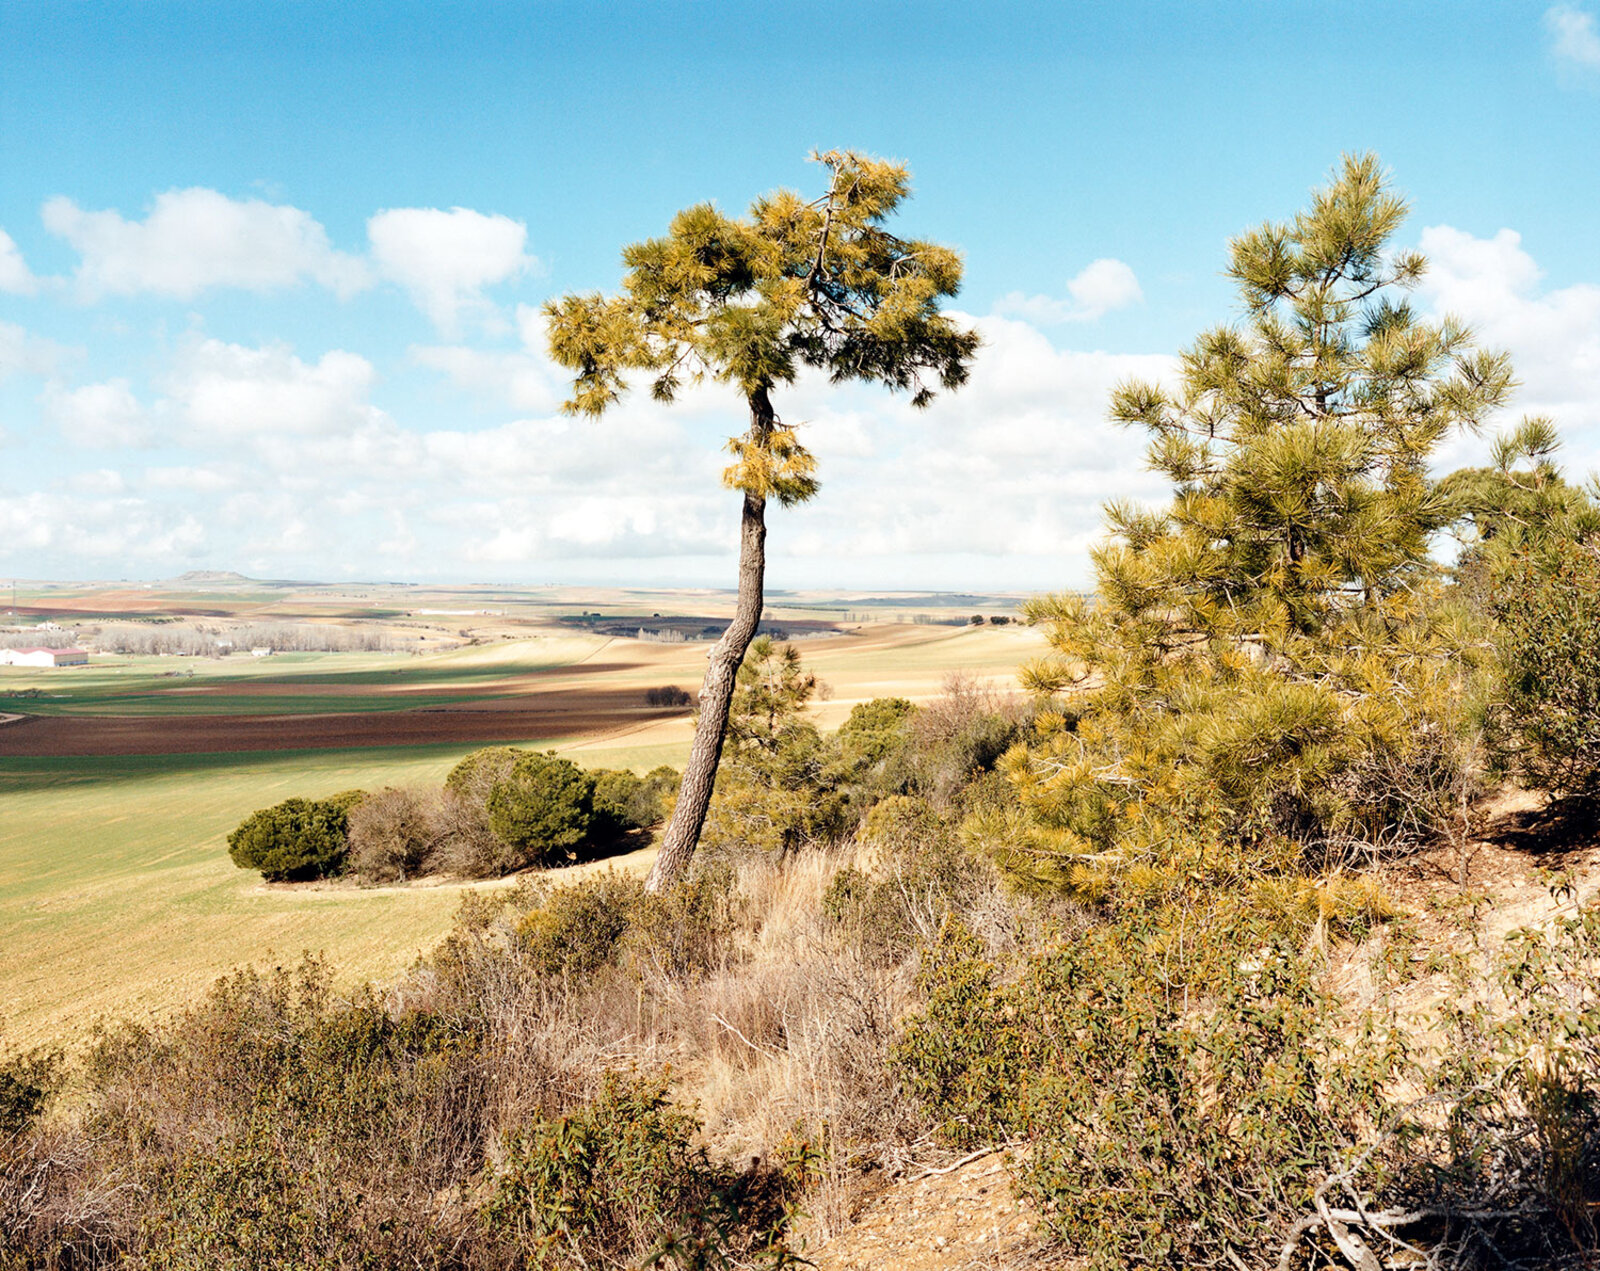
[0,732,677,1049]
[0,616,1043,1049]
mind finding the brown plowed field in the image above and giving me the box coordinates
[0,687,684,757]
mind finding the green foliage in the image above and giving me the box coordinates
[837,696,915,776]
[57,958,484,1268]
[1010,156,1498,897]
[543,148,977,430]
[894,916,1407,1269]
[516,872,645,979]
[1491,539,1600,799]
[591,764,679,838]
[1440,417,1600,594]
[225,796,354,882]
[486,751,595,869]
[703,638,849,856]
[444,744,526,801]
[484,1072,802,1270]
[821,796,988,964]
[629,862,745,982]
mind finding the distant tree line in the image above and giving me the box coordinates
[91,622,400,656]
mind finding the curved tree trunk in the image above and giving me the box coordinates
[645,388,774,892]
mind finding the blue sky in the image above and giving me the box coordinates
[2,1,1599,589]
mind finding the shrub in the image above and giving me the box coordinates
[822,796,988,963]
[838,696,915,774]
[906,671,1026,806]
[629,862,744,982]
[226,796,355,881]
[483,1072,803,1270]
[486,751,595,869]
[591,765,679,838]
[515,872,644,979]
[346,787,439,882]
[1493,537,1600,798]
[0,1050,58,1140]
[427,788,517,878]
[444,745,527,802]
[702,639,850,857]
[645,685,693,708]
[893,916,1406,1268]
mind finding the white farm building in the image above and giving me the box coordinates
[0,647,88,668]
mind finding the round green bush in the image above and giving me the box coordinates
[227,797,354,882]
[485,752,594,869]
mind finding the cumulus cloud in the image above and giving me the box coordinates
[1,307,1180,585]
[42,379,152,447]
[0,228,38,295]
[164,338,385,439]
[993,258,1144,324]
[772,313,1174,571]
[41,188,370,300]
[0,322,72,383]
[0,491,207,562]
[367,207,534,336]
[1546,4,1600,69]
[1418,225,1600,475]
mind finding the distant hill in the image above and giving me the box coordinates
[173,570,253,583]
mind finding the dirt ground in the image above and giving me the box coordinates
[0,686,686,756]
[802,1151,1060,1271]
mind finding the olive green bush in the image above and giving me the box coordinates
[591,764,679,838]
[485,751,595,868]
[484,1072,806,1269]
[225,796,357,881]
[1492,538,1600,799]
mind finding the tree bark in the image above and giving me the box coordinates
[645,387,774,892]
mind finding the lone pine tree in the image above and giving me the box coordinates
[545,150,977,890]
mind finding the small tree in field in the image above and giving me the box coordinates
[227,796,355,882]
[486,751,595,869]
[545,150,977,890]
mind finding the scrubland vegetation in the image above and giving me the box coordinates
[5,155,1600,1269]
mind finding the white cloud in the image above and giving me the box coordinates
[0,491,207,562]
[993,257,1144,324]
[411,345,560,414]
[1546,4,1600,69]
[0,228,38,295]
[42,379,152,447]
[42,188,370,301]
[1,308,1182,586]
[1419,223,1600,472]
[144,464,244,493]
[164,339,385,439]
[367,207,534,336]
[0,323,72,383]
[67,469,127,495]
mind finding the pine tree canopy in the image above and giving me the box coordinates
[543,148,979,502]
[1049,151,1517,663]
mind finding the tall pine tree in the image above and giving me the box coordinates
[1005,155,1513,896]
[545,151,977,890]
